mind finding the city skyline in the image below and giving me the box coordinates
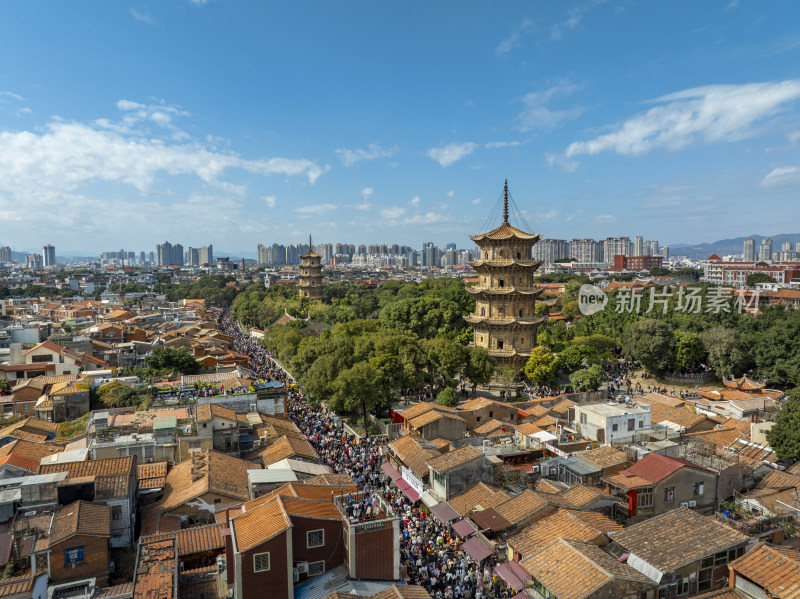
[1,2,799,251]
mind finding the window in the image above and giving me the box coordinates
[433,470,446,488]
[612,424,618,432]
[580,413,587,425]
[112,505,122,521]
[637,488,653,508]
[489,411,493,418]
[499,279,504,288]
[497,340,504,350]
[676,576,690,596]
[307,529,324,548]
[698,568,712,592]
[627,419,635,432]
[519,309,523,317]
[308,561,325,576]
[638,420,644,428]
[253,552,270,572]
[31,355,51,363]
[694,482,704,496]
[664,487,675,502]
[214,498,221,505]
[64,546,84,566]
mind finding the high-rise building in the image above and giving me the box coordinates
[42,244,56,267]
[298,235,324,300]
[603,237,632,263]
[634,236,644,256]
[156,241,184,266]
[569,239,600,263]
[466,180,545,370]
[26,253,42,269]
[0,247,11,263]
[660,246,670,260]
[782,241,793,252]
[198,245,213,267]
[187,247,200,267]
[743,237,755,261]
[796,241,800,253]
[759,237,773,262]
[648,240,659,256]
[533,239,567,265]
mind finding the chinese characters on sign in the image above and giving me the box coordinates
[613,286,760,315]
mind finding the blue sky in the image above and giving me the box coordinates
[1,1,799,255]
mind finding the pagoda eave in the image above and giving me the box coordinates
[465,316,546,326]
[467,286,545,297]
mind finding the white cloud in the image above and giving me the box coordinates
[380,207,405,219]
[130,9,156,25]
[564,80,800,158]
[517,83,583,132]
[538,209,558,220]
[361,187,374,200]
[262,195,277,208]
[427,142,477,167]
[0,91,23,102]
[295,203,337,215]
[403,211,451,226]
[761,166,800,187]
[495,18,534,56]
[472,198,482,205]
[410,196,421,206]
[551,0,607,41]
[447,190,455,197]
[594,214,616,224]
[335,144,396,167]
[545,152,579,173]
[485,141,522,148]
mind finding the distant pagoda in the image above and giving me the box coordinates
[466,180,546,370]
[298,235,324,300]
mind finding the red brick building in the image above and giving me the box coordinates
[47,501,111,585]
[613,255,664,271]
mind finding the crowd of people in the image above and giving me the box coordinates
[216,309,516,598]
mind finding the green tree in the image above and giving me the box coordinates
[535,303,550,316]
[145,347,201,374]
[569,364,605,391]
[561,300,581,320]
[424,338,469,386]
[622,319,675,374]
[437,386,459,407]
[701,327,749,379]
[766,388,800,461]
[556,344,597,374]
[746,273,776,286]
[0,379,10,392]
[463,346,495,386]
[99,382,142,408]
[672,331,707,371]
[330,362,386,433]
[523,346,558,386]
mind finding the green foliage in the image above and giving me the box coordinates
[569,364,605,391]
[622,319,675,374]
[672,331,707,371]
[424,338,469,387]
[523,346,558,386]
[160,274,240,305]
[56,413,90,440]
[99,381,142,408]
[329,362,389,430]
[561,300,580,320]
[464,346,495,385]
[0,379,10,392]
[555,343,597,374]
[766,388,800,461]
[746,273,776,286]
[437,387,459,407]
[145,347,201,375]
[535,303,550,316]
[701,327,750,380]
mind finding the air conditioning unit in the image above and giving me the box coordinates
[250,404,257,412]
[145,457,154,463]
[680,502,689,508]
[296,562,309,574]
[253,440,261,447]
[688,500,697,508]
[482,440,492,447]
[293,568,299,583]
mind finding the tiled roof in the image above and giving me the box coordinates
[516,422,543,436]
[281,496,343,520]
[426,445,483,474]
[564,510,623,534]
[534,415,558,428]
[473,419,514,436]
[638,393,685,408]
[407,410,466,429]
[196,403,237,423]
[576,446,628,469]
[232,495,292,552]
[259,434,318,467]
[0,439,60,462]
[507,509,608,559]
[96,582,134,598]
[611,507,749,572]
[397,402,458,422]
[534,478,566,494]
[729,542,800,599]
[560,485,617,509]
[0,574,38,598]
[521,538,654,599]
[494,490,551,524]
[470,222,539,242]
[369,584,437,599]
[388,435,441,479]
[0,453,40,473]
[758,469,800,490]
[40,455,135,477]
[682,427,747,448]
[619,452,709,484]
[303,473,355,487]
[429,438,451,450]
[649,403,708,429]
[96,473,131,499]
[138,461,168,490]
[549,399,577,416]
[134,539,178,599]
[449,482,509,516]
[49,500,111,545]
[724,375,765,391]
[142,523,225,557]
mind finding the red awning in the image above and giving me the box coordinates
[463,537,493,563]
[494,561,531,592]
[401,485,420,503]
[452,519,477,538]
[381,461,402,482]
[395,478,410,491]
[430,501,460,523]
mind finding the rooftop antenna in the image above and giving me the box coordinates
[503,179,509,224]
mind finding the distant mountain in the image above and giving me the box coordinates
[670,234,800,259]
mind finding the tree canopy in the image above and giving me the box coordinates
[766,388,800,461]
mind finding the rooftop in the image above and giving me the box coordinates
[50,500,111,545]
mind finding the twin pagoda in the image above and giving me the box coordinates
[466,180,546,370]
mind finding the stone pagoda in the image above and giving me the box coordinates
[298,235,324,300]
[466,180,546,370]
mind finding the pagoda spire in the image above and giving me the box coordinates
[309,234,312,251]
[503,179,509,224]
